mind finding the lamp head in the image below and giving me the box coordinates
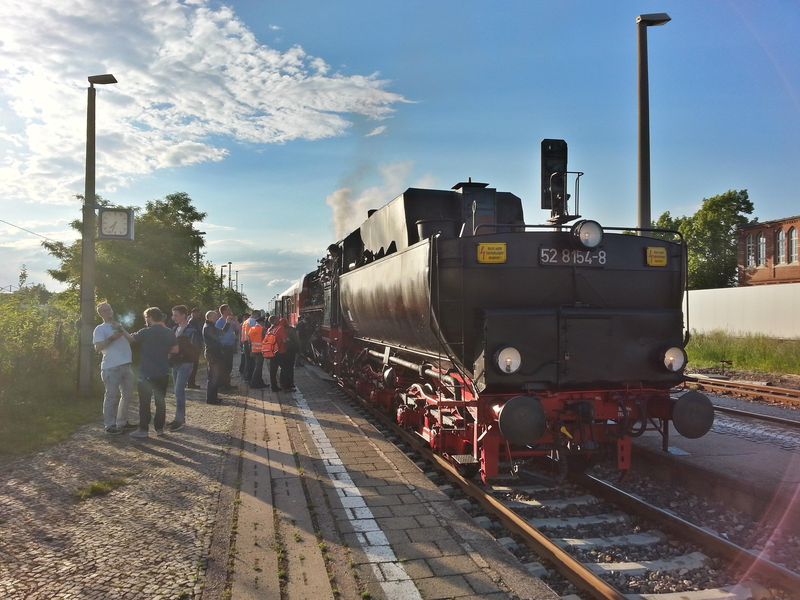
[88,74,118,86]
[637,13,671,26]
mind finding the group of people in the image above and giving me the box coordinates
[238,310,303,392]
[93,302,264,438]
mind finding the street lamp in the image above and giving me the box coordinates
[78,73,117,398]
[636,12,670,233]
[227,261,232,289]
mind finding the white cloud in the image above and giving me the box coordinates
[365,125,387,137]
[0,0,407,206]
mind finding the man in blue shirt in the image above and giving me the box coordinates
[122,307,178,438]
[215,304,239,390]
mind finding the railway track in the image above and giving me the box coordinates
[336,380,800,599]
[685,376,800,406]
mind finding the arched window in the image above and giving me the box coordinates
[746,234,755,267]
[758,233,767,266]
[776,229,786,264]
[790,228,799,263]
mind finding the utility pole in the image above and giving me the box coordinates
[78,73,117,398]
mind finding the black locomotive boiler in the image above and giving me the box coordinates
[277,139,714,482]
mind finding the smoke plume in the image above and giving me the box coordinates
[325,162,416,239]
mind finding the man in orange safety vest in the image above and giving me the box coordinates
[248,315,267,388]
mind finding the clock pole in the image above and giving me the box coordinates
[78,74,117,398]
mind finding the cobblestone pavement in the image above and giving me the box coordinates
[0,388,237,600]
[203,365,557,600]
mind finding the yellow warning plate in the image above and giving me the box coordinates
[646,247,668,267]
[477,243,507,264]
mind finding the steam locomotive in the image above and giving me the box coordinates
[275,140,714,482]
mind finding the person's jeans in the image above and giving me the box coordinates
[280,351,296,388]
[172,362,193,423]
[101,363,135,429]
[207,358,222,404]
[221,346,235,386]
[249,352,265,387]
[269,354,282,390]
[138,375,168,431]
[188,360,199,386]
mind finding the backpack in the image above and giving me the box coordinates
[262,332,278,358]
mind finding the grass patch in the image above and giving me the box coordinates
[687,331,800,375]
[0,392,99,457]
[75,477,128,500]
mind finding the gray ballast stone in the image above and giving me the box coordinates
[524,562,548,578]
[625,583,767,600]
[554,531,665,549]
[472,515,493,529]
[496,537,518,552]
[454,498,473,511]
[529,512,629,530]
[588,550,709,576]
[506,495,600,510]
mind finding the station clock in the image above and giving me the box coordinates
[97,207,135,240]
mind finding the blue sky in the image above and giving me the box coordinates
[1,0,798,306]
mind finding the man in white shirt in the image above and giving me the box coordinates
[93,302,135,435]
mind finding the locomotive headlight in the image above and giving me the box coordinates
[495,347,522,374]
[663,347,687,372]
[572,220,604,248]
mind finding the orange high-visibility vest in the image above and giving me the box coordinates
[248,324,264,352]
[262,331,277,358]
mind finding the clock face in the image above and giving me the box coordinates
[100,210,129,236]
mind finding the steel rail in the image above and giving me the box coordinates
[711,404,800,428]
[577,473,800,593]
[685,376,800,405]
[338,383,625,600]
[337,375,800,597]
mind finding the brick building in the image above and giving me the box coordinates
[737,216,800,285]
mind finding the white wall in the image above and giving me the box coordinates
[687,283,800,339]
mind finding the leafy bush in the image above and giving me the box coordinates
[0,288,98,456]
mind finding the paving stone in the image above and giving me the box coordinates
[425,553,480,577]
[0,390,236,600]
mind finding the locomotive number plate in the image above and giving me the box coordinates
[539,247,606,267]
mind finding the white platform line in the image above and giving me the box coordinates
[293,391,423,599]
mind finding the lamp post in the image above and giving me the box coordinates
[219,266,225,289]
[227,262,232,289]
[78,73,117,398]
[235,270,239,291]
[636,12,670,233]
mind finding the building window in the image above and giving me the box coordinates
[746,234,755,267]
[758,233,767,266]
[777,229,786,264]
[790,227,798,263]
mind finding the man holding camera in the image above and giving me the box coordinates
[93,302,135,435]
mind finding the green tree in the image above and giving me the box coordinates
[653,190,754,289]
[43,192,248,328]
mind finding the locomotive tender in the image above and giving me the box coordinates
[277,140,714,482]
